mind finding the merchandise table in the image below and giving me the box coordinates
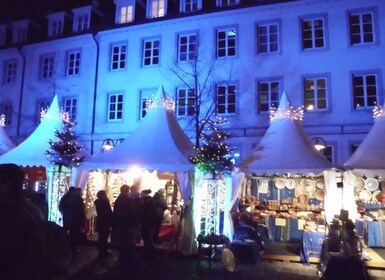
[355,219,385,247]
[266,217,303,243]
[300,231,326,264]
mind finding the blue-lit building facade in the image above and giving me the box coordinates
[0,0,384,167]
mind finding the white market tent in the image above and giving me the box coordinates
[344,105,385,178]
[0,122,15,155]
[239,92,333,175]
[81,86,195,172]
[237,92,354,222]
[81,85,197,255]
[0,95,62,167]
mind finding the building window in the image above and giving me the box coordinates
[66,50,81,76]
[39,54,55,80]
[177,33,197,62]
[257,80,281,113]
[118,5,134,23]
[74,13,89,32]
[142,38,160,66]
[110,43,127,70]
[303,77,328,111]
[216,84,236,115]
[321,146,333,163]
[139,89,156,119]
[108,94,124,121]
[1,104,13,126]
[13,26,27,43]
[3,60,17,84]
[216,28,237,58]
[352,73,378,109]
[63,98,77,121]
[38,100,50,123]
[301,17,325,49]
[49,20,63,37]
[349,11,375,45]
[216,0,239,7]
[177,88,195,117]
[149,0,165,18]
[181,0,201,13]
[350,143,360,155]
[256,22,279,54]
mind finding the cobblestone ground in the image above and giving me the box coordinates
[54,245,385,280]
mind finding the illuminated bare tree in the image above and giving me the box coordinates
[168,53,234,149]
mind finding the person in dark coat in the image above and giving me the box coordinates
[140,189,155,260]
[151,188,168,244]
[94,190,113,258]
[59,186,85,255]
[113,184,141,268]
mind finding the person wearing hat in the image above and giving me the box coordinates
[151,188,168,244]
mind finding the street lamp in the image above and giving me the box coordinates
[311,137,327,151]
[101,138,125,152]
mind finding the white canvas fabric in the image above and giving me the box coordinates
[0,95,61,167]
[345,106,385,177]
[239,92,333,175]
[81,85,195,173]
[0,124,15,155]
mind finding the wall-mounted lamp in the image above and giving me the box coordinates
[311,137,327,151]
[102,138,125,152]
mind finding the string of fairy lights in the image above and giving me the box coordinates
[373,105,384,119]
[269,103,304,122]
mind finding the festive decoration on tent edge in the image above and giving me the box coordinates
[46,111,84,169]
[269,103,304,121]
[0,114,5,126]
[373,105,384,119]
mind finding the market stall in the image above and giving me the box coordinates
[0,95,89,222]
[80,85,197,255]
[344,104,385,247]
[235,92,338,261]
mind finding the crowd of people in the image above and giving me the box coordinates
[0,162,169,279]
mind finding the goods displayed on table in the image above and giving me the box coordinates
[238,177,327,239]
[354,176,385,222]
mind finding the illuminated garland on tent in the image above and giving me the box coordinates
[373,105,383,119]
[270,103,304,121]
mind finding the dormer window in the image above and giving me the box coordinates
[72,7,91,32]
[12,20,28,43]
[216,0,240,7]
[115,0,135,24]
[147,0,166,19]
[47,12,65,37]
[181,0,201,13]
